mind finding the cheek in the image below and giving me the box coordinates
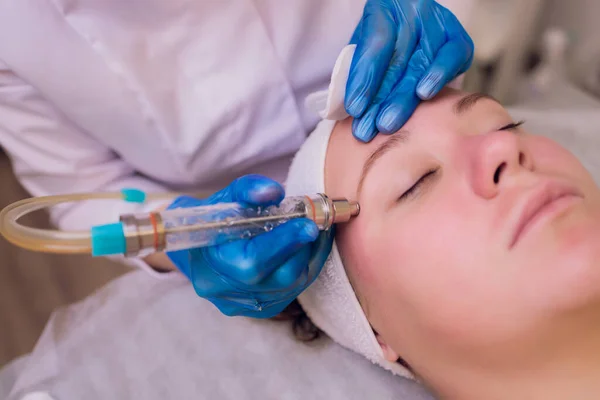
[527,136,595,185]
[353,196,522,351]
[361,201,491,322]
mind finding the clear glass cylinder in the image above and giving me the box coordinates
[159,195,316,252]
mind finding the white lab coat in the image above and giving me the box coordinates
[0,0,471,273]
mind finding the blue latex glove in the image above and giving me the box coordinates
[346,0,474,141]
[166,174,334,319]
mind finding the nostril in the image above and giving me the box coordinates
[494,162,506,184]
[519,152,526,166]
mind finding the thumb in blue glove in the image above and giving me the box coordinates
[166,174,334,318]
[346,0,474,142]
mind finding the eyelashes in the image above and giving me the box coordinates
[499,120,525,132]
[398,168,439,202]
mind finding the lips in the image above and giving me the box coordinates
[509,181,582,248]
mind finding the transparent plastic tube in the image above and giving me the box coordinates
[0,191,195,254]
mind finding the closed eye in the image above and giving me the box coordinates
[398,168,439,202]
[499,120,525,131]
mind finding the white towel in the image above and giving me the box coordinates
[285,45,414,379]
[285,118,413,379]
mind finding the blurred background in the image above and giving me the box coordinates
[1,0,600,368]
[460,0,600,105]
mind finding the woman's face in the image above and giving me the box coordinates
[324,88,600,375]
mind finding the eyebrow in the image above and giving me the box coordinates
[357,131,411,195]
[356,92,500,195]
[454,92,500,115]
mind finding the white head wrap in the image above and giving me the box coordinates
[285,45,414,379]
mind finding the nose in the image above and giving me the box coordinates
[468,130,533,198]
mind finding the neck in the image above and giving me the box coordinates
[428,322,600,400]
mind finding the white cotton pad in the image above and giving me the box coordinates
[304,44,356,121]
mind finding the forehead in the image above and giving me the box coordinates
[324,88,482,198]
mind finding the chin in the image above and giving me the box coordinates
[531,208,600,309]
[553,228,600,309]
[560,206,600,258]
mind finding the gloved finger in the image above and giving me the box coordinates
[234,299,295,319]
[205,298,240,317]
[415,4,447,63]
[256,227,335,293]
[255,301,299,319]
[348,16,363,45]
[206,297,262,317]
[256,246,312,292]
[189,260,283,305]
[167,175,284,211]
[368,16,418,105]
[188,248,284,300]
[415,37,472,100]
[208,292,295,319]
[209,174,285,206]
[188,248,238,299]
[167,194,205,210]
[304,227,335,286]
[205,218,319,285]
[376,47,430,134]
[440,3,474,70]
[352,102,382,142]
[416,8,474,100]
[345,3,397,118]
[352,4,447,139]
[166,249,192,279]
[245,231,335,319]
[205,229,336,318]
[352,18,418,142]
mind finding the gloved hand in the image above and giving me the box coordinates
[166,174,334,319]
[346,0,474,141]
